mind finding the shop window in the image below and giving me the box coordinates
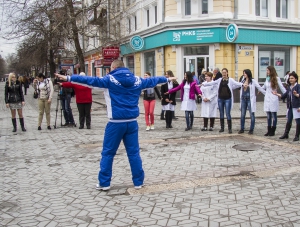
[258,46,290,82]
[201,0,208,14]
[255,0,268,17]
[144,51,156,76]
[276,0,288,18]
[127,56,135,74]
[184,46,209,55]
[92,63,97,76]
[185,0,191,16]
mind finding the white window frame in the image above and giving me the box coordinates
[200,0,208,15]
[255,0,268,17]
[184,0,191,16]
[276,0,288,19]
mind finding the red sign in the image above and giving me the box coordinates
[102,47,120,59]
[94,60,102,67]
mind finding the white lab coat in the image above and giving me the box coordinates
[201,81,218,118]
[239,79,266,113]
[262,77,286,112]
[203,78,242,111]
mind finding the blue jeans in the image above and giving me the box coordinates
[99,121,144,187]
[218,98,232,120]
[61,94,74,124]
[287,107,300,125]
[266,112,277,127]
[240,98,255,130]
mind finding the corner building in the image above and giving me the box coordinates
[120,0,300,82]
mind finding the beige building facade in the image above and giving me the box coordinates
[120,0,300,83]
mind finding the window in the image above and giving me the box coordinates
[128,18,131,33]
[127,56,135,74]
[144,51,156,76]
[85,64,88,76]
[155,6,157,24]
[147,9,150,27]
[202,0,208,14]
[134,16,137,31]
[185,0,191,15]
[258,46,290,82]
[276,0,288,18]
[184,46,209,55]
[255,0,268,17]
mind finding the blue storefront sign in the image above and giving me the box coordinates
[121,27,300,55]
[226,24,238,42]
[130,35,144,51]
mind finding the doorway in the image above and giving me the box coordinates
[184,56,209,77]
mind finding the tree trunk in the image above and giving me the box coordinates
[66,0,85,72]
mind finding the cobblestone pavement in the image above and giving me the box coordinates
[0,85,299,227]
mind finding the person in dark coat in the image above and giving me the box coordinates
[5,73,26,132]
[213,67,222,81]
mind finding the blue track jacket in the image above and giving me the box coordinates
[68,67,167,120]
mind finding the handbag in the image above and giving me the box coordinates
[33,88,38,99]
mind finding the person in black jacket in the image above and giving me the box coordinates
[272,71,300,141]
[142,72,162,131]
[213,67,222,81]
[161,70,178,128]
[5,73,26,132]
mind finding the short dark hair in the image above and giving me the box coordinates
[38,73,46,79]
[287,72,298,85]
[145,71,151,76]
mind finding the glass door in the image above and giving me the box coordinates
[184,56,209,76]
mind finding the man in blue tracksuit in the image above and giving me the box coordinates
[56,60,175,190]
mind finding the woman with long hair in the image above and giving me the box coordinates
[5,73,26,132]
[33,73,54,130]
[238,69,266,134]
[272,72,300,141]
[202,68,241,133]
[165,71,202,131]
[261,65,286,136]
[200,72,217,131]
[142,72,162,131]
[161,70,178,129]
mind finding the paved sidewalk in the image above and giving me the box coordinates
[0,85,299,227]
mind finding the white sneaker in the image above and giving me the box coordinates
[146,126,150,131]
[95,184,110,191]
[150,124,155,130]
[134,184,144,190]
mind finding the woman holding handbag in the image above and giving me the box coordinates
[4,73,26,132]
[33,73,54,130]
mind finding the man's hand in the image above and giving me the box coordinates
[6,104,9,108]
[54,73,67,81]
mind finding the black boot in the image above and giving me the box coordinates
[219,119,224,132]
[169,111,173,128]
[160,110,165,120]
[293,124,300,141]
[269,126,276,136]
[227,119,232,134]
[19,118,26,132]
[165,110,170,128]
[279,123,291,139]
[172,111,178,120]
[201,118,208,131]
[264,126,271,136]
[12,118,17,132]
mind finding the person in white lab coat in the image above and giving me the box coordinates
[238,69,266,134]
[261,65,286,136]
[201,68,241,133]
[200,72,218,131]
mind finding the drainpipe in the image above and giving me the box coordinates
[161,0,165,74]
[234,0,238,81]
